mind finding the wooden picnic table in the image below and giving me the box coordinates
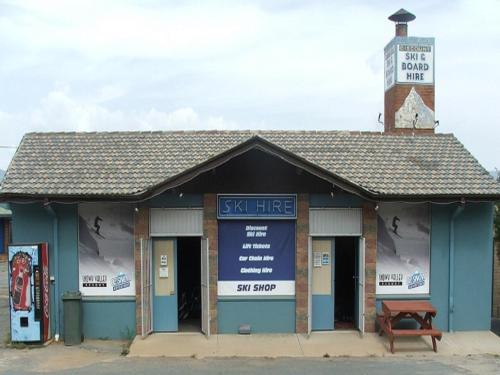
[377,300,442,354]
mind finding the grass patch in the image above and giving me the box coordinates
[120,326,135,356]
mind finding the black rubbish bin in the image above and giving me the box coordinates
[62,291,82,345]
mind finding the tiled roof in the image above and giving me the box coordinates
[0,131,499,198]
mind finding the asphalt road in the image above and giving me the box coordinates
[2,355,500,375]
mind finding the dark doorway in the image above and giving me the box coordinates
[334,237,357,329]
[177,237,201,332]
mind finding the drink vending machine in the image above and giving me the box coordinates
[8,244,50,342]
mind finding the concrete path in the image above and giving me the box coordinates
[0,334,499,374]
[128,330,500,358]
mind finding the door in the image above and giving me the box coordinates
[311,239,335,330]
[153,239,178,332]
[140,238,153,337]
[357,237,365,335]
[200,237,210,336]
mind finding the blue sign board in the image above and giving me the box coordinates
[218,195,296,219]
[218,220,295,296]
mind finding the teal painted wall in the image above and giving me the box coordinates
[310,193,364,208]
[144,192,203,208]
[218,299,295,333]
[11,203,136,340]
[429,202,493,331]
[82,300,136,339]
[429,204,451,331]
[453,202,493,330]
[376,202,494,332]
[57,204,79,338]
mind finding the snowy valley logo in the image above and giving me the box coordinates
[407,271,425,289]
[112,272,131,291]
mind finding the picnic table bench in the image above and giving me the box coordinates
[377,300,442,354]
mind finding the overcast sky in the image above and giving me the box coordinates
[0,0,499,172]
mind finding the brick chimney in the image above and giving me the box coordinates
[384,9,435,134]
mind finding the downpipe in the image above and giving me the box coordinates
[448,204,464,332]
[44,204,60,342]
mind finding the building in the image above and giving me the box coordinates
[1,9,499,342]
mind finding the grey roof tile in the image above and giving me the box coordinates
[0,130,499,198]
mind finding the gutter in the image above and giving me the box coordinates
[2,191,500,205]
[448,203,464,332]
[44,204,60,342]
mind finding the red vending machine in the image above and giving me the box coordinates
[8,243,50,342]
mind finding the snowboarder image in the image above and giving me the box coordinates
[94,216,104,238]
[392,216,400,236]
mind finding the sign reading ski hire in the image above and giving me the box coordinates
[218,195,296,219]
[218,220,295,296]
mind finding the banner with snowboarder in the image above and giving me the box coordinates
[78,203,135,296]
[376,203,430,295]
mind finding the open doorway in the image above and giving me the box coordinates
[334,237,357,329]
[177,237,201,332]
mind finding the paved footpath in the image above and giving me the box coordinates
[1,353,500,375]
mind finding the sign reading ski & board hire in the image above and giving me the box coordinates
[384,37,435,91]
[217,195,296,296]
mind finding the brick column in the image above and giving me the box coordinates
[384,85,435,135]
[295,193,309,334]
[363,202,377,332]
[203,194,218,335]
[134,206,149,336]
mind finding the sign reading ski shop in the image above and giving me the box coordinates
[218,220,295,296]
[217,194,296,296]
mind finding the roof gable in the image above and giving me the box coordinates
[143,135,369,200]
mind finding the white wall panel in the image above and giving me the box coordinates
[150,208,203,236]
[309,208,362,236]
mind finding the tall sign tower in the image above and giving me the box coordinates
[384,9,435,134]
